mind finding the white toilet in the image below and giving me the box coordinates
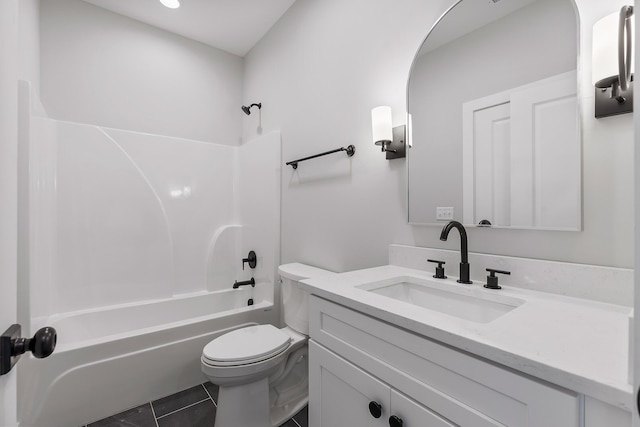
[201,263,334,427]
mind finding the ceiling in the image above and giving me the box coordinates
[82,0,297,57]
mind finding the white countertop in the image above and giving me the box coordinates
[301,265,633,411]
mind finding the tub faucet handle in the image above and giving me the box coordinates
[242,251,257,270]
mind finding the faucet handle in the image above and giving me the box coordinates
[427,259,447,279]
[242,251,257,270]
[484,268,510,290]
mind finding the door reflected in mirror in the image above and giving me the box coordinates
[407,0,580,230]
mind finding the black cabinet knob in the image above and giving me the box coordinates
[369,401,382,418]
[389,415,403,427]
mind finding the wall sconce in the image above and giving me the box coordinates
[592,5,634,118]
[159,0,180,8]
[371,106,406,160]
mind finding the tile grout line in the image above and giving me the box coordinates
[149,402,160,427]
[155,397,212,420]
[202,383,217,408]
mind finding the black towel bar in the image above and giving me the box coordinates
[286,145,355,169]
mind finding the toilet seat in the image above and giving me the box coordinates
[202,325,291,367]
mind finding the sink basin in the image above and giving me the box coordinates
[358,276,524,323]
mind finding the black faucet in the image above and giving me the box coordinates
[233,278,255,289]
[439,221,472,284]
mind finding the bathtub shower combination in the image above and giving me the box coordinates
[17,83,282,427]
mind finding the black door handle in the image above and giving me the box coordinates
[1,324,57,375]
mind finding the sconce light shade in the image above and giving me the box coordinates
[370,106,406,160]
[592,6,634,118]
[160,0,181,8]
[592,11,634,87]
[372,106,393,148]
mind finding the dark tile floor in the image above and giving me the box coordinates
[85,382,308,427]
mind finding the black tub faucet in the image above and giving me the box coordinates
[439,221,472,284]
[233,278,255,289]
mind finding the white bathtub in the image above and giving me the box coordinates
[18,287,276,427]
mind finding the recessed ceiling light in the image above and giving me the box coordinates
[160,0,180,9]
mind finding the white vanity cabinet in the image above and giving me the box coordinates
[308,295,581,427]
[310,341,457,427]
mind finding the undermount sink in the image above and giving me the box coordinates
[357,276,524,323]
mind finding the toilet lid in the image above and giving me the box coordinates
[202,324,291,366]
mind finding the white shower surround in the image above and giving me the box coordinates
[19,84,282,426]
[25,99,281,324]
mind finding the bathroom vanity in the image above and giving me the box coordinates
[302,248,633,427]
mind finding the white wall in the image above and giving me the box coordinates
[243,0,634,271]
[40,0,243,144]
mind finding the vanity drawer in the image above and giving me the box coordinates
[309,295,580,427]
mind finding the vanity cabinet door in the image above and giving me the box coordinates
[309,340,389,427]
[310,341,460,427]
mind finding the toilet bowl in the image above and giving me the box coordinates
[201,263,334,427]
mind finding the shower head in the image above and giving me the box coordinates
[241,103,262,115]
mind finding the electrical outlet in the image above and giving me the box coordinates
[436,207,454,221]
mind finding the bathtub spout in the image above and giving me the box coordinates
[233,278,255,289]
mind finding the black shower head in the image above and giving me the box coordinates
[241,103,262,115]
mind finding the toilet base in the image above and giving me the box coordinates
[215,377,271,427]
[269,348,309,426]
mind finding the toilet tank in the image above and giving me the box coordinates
[278,263,334,335]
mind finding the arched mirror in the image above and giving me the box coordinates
[407,0,580,230]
